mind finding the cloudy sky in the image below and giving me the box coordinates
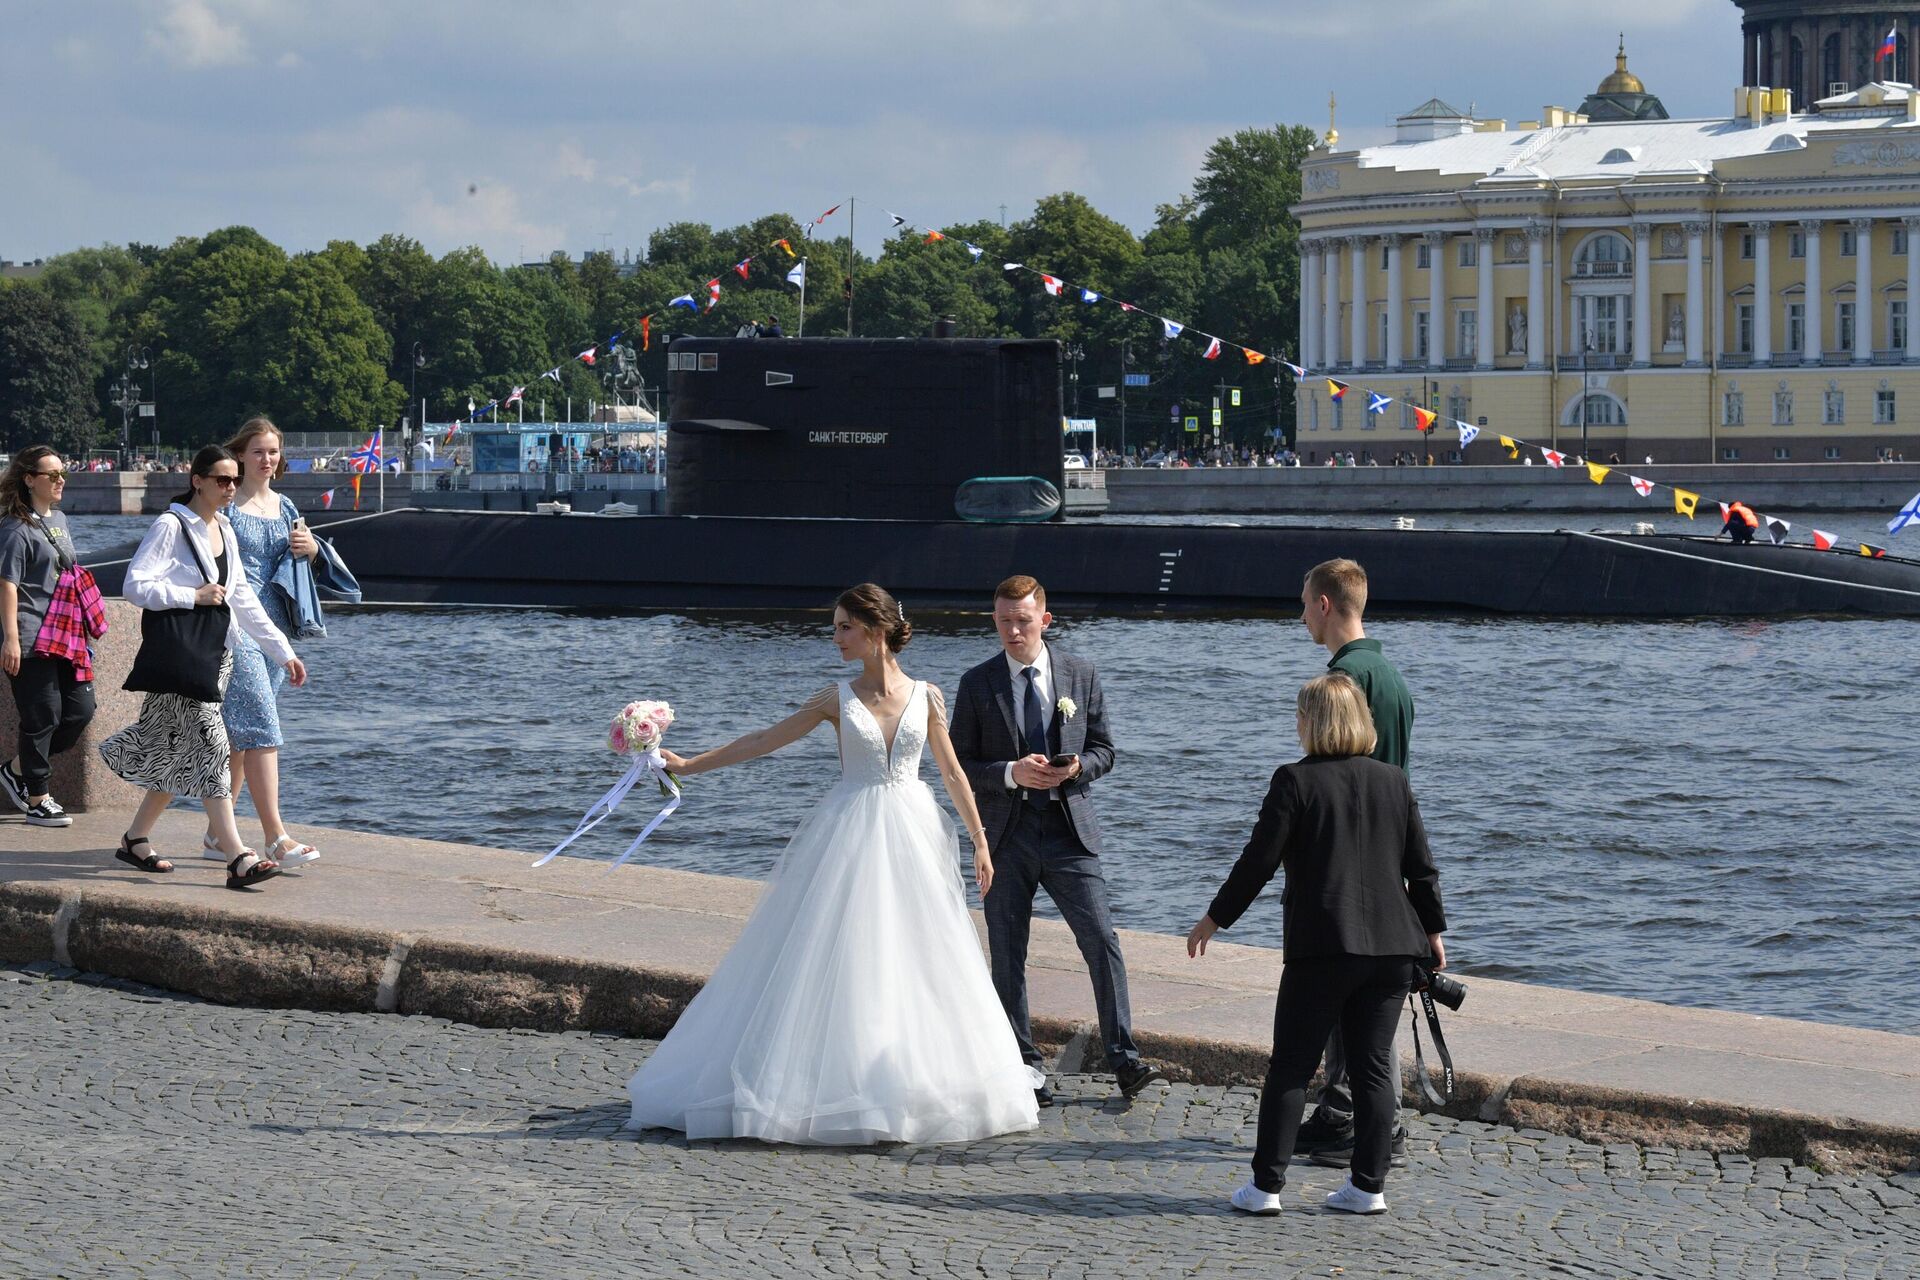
[5,0,1743,265]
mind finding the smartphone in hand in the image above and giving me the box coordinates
[1047,753,1075,769]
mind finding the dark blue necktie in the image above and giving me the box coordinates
[1022,667,1050,806]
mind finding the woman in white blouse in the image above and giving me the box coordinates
[100,445,309,889]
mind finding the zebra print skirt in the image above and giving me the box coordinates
[98,652,235,799]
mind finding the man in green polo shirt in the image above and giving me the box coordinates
[1294,557,1415,1165]
[1300,558,1411,770]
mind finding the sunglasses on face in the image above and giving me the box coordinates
[32,469,67,481]
[203,474,241,488]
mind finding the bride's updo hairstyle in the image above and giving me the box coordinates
[835,583,913,653]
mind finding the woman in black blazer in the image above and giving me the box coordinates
[1188,672,1447,1218]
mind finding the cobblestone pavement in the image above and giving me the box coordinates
[3,967,1917,1280]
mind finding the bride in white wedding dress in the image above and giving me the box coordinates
[629,584,1039,1145]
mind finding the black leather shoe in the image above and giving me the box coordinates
[1114,1061,1169,1099]
[1309,1124,1408,1169]
[1034,1082,1055,1108]
[1294,1111,1355,1154]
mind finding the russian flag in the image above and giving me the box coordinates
[1879,25,1898,62]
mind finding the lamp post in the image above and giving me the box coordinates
[1065,343,1085,417]
[1580,326,1595,461]
[123,345,151,460]
[410,341,426,439]
[1118,340,1131,459]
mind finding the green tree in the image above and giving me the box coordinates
[0,282,100,454]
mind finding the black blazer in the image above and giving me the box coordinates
[1207,754,1446,961]
[950,644,1115,855]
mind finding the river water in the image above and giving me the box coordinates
[69,514,1920,1035]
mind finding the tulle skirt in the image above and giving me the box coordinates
[628,778,1039,1145]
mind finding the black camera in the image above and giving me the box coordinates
[1413,965,1466,1012]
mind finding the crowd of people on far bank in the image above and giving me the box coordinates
[5,424,1445,1218]
[1,421,321,888]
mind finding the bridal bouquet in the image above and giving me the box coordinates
[534,699,684,872]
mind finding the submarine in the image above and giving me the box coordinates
[102,337,1920,616]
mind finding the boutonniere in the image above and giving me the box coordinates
[1055,696,1077,721]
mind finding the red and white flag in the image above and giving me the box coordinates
[577,347,597,365]
[1541,449,1565,469]
[1812,528,1838,550]
[706,279,722,311]
[734,258,752,280]
[1630,475,1654,497]
[1717,501,1731,523]
[1040,274,1064,296]
[320,489,335,511]
[505,385,525,406]
[1202,337,1223,360]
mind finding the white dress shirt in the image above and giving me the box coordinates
[1002,647,1058,793]
[124,504,297,668]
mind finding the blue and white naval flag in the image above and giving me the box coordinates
[1888,491,1920,536]
[1457,421,1480,446]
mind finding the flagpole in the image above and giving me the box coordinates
[846,197,855,337]
[798,257,807,338]
[378,427,386,513]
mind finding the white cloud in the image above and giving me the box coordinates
[146,0,252,68]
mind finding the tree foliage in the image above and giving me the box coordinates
[7,121,1320,449]
[0,283,99,454]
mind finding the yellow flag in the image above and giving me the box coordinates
[1586,462,1611,485]
[1498,435,1519,459]
[1673,487,1699,519]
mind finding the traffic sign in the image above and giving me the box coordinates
[1230,388,1242,407]
[1097,385,1117,399]
[1184,416,1199,433]
[1211,407,1223,427]
[1124,373,1151,387]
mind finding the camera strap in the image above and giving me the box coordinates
[1407,989,1455,1107]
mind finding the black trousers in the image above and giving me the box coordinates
[984,800,1140,1071]
[1252,954,1415,1195]
[7,654,96,794]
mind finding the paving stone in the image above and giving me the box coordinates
[0,968,1915,1278]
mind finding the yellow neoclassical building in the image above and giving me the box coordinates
[1293,48,1920,463]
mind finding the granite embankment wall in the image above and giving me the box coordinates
[1104,463,1920,516]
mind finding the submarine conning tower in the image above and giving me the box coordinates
[664,337,1066,521]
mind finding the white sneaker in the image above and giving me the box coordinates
[1229,1181,1282,1216]
[1324,1178,1387,1215]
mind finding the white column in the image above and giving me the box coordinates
[1752,221,1773,366]
[1525,221,1547,370]
[1684,221,1707,366]
[1632,223,1653,367]
[1906,217,1920,363]
[1853,217,1874,362]
[1802,219,1823,364]
[1322,241,1342,368]
[1384,235,1405,370]
[1425,231,1446,369]
[1349,235,1368,368]
[1475,229,1495,368]
[1300,241,1321,370]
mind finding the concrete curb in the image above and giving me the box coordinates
[4,879,1915,1174]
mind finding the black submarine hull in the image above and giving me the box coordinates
[262,509,1920,616]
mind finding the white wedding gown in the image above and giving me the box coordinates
[627,680,1040,1145]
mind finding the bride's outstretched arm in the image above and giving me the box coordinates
[661,687,836,777]
[924,685,995,896]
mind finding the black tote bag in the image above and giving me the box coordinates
[123,513,231,703]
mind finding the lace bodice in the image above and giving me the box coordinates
[837,680,928,787]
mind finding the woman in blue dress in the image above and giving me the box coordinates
[210,417,322,867]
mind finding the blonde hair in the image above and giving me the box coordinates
[1295,672,1377,758]
[1304,558,1368,618]
[225,416,287,481]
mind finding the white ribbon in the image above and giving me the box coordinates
[533,747,682,872]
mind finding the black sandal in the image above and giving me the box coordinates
[114,834,174,874]
[225,849,281,890]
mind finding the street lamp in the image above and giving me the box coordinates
[1579,326,1595,461]
[1118,340,1131,458]
[1065,343,1085,417]
[410,340,426,430]
[124,345,151,459]
[110,375,139,456]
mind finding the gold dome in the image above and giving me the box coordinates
[1598,36,1645,95]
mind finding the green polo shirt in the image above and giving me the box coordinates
[1328,637,1413,771]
